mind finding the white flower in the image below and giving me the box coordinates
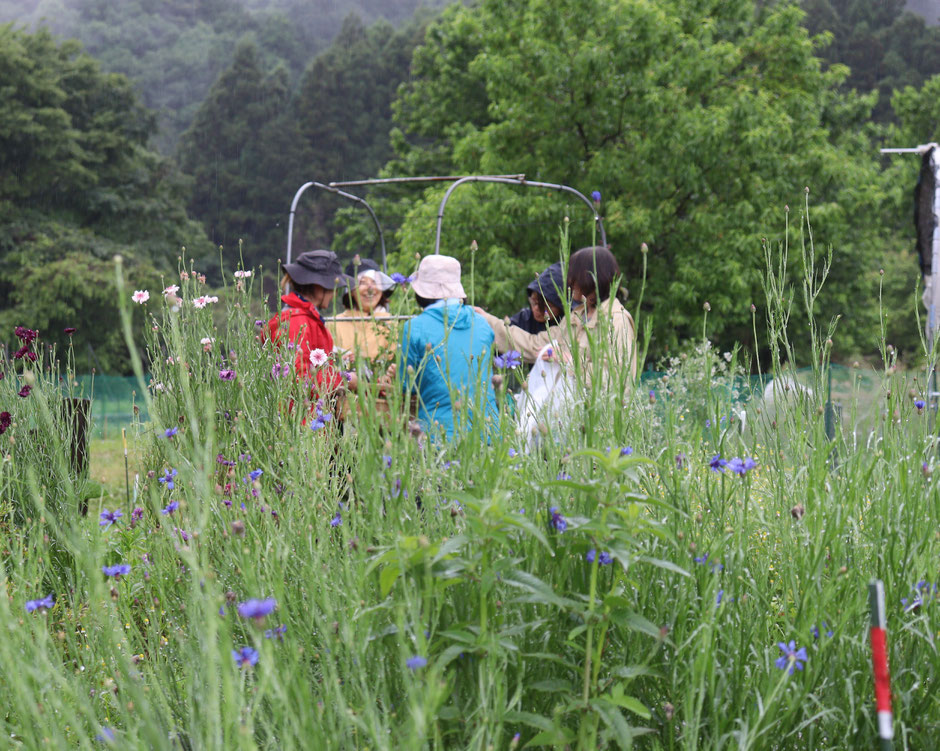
[132,290,150,304]
[309,348,329,368]
[192,296,207,309]
[234,270,252,279]
[207,295,219,304]
[163,285,180,296]
[200,337,214,346]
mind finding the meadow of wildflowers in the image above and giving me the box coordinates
[0,245,939,750]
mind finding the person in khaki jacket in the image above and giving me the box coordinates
[475,246,637,392]
[329,259,396,363]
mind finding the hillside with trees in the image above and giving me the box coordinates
[0,0,447,152]
[0,25,214,372]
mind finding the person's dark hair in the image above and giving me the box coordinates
[281,271,323,301]
[415,294,436,309]
[566,246,620,303]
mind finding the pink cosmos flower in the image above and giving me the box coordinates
[309,348,329,368]
[132,290,150,304]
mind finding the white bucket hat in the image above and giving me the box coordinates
[411,255,466,300]
[358,268,396,292]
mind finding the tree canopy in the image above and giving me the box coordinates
[0,25,212,372]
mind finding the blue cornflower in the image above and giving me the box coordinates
[811,622,833,640]
[494,350,522,370]
[158,468,178,489]
[774,641,808,674]
[95,727,116,744]
[508,448,519,458]
[619,447,633,457]
[557,471,572,480]
[705,419,711,428]
[693,553,709,565]
[161,501,179,515]
[310,404,333,432]
[25,594,54,612]
[99,509,123,528]
[249,469,263,481]
[549,506,567,533]
[586,549,612,565]
[102,563,131,578]
[330,512,342,527]
[164,427,178,438]
[232,646,259,668]
[390,272,414,285]
[709,455,727,472]
[265,624,287,640]
[591,190,601,204]
[406,655,427,670]
[676,452,687,469]
[716,589,724,605]
[237,598,277,619]
[382,455,392,468]
[915,399,926,411]
[727,457,758,475]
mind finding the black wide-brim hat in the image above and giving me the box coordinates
[283,250,351,290]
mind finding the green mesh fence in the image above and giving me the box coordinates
[70,375,149,440]
[74,365,885,441]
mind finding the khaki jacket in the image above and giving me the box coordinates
[478,297,637,391]
[328,308,395,362]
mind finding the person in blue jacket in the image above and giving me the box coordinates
[399,254,500,440]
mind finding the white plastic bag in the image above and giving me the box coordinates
[518,343,574,451]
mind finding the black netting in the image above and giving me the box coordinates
[915,146,937,275]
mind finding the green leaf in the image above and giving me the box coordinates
[379,563,401,598]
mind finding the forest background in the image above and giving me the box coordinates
[0,0,939,373]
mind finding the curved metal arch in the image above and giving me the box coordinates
[286,181,387,272]
[433,176,606,255]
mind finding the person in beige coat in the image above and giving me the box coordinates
[475,246,637,393]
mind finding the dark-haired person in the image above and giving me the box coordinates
[397,254,499,440]
[476,246,637,390]
[263,249,355,396]
[507,262,565,337]
[329,259,396,362]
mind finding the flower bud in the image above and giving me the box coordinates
[790,504,805,520]
[703,302,711,312]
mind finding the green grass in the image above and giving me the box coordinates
[0,255,936,749]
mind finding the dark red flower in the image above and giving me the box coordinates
[17,385,31,398]
[12,345,30,360]
[14,327,37,344]
[0,412,10,435]
[64,327,76,335]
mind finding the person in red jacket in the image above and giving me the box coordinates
[264,249,356,398]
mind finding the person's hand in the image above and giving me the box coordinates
[540,346,571,364]
[345,371,358,391]
[473,306,486,315]
[377,363,397,391]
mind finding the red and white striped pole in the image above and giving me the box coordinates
[868,580,894,751]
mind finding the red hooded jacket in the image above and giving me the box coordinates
[265,292,344,394]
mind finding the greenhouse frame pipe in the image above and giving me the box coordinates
[433,176,606,255]
[286,181,387,271]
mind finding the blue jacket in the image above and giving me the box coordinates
[400,302,500,440]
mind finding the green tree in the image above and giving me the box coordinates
[382,0,901,363]
[0,25,211,372]
[177,41,291,267]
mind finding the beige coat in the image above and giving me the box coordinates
[328,308,395,362]
[478,297,637,391]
